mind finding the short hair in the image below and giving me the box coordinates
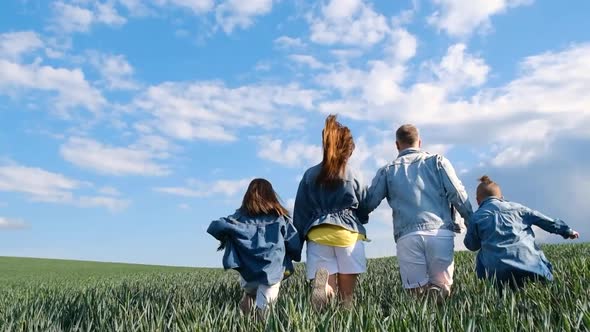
[476,175,502,200]
[396,124,420,146]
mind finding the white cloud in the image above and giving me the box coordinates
[88,53,138,90]
[134,81,318,142]
[309,0,390,46]
[0,31,43,61]
[155,178,252,198]
[387,28,417,63]
[0,59,106,113]
[0,217,29,230]
[430,43,490,91]
[257,138,322,168]
[51,1,126,33]
[60,137,169,176]
[288,54,324,69]
[98,186,121,196]
[216,0,274,33]
[0,162,128,211]
[428,0,534,37]
[154,0,215,14]
[274,36,306,49]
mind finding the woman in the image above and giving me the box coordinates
[293,114,369,309]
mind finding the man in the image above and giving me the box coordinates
[464,175,579,289]
[364,124,473,296]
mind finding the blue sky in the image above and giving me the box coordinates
[0,0,589,267]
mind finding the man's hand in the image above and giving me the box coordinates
[568,230,580,239]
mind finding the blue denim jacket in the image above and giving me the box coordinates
[364,148,473,241]
[464,197,575,282]
[207,209,301,285]
[293,164,369,243]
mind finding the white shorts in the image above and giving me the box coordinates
[305,241,367,280]
[396,233,454,291]
[240,278,281,310]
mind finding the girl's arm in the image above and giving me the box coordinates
[522,208,576,239]
[283,216,302,262]
[353,173,370,224]
[463,219,481,251]
[207,217,229,241]
[293,178,312,242]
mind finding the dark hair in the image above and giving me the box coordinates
[218,178,289,251]
[240,178,289,217]
[316,114,355,188]
[396,124,420,146]
[476,175,502,200]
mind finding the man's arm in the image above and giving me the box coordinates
[438,156,473,221]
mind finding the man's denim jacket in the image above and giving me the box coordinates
[293,164,369,245]
[464,197,575,281]
[207,209,301,285]
[364,148,473,241]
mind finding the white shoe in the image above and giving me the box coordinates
[312,268,330,311]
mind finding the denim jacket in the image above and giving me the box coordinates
[207,209,301,285]
[464,197,575,281]
[293,164,369,244]
[364,148,473,241]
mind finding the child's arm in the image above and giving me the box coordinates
[283,217,302,262]
[353,173,370,224]
[362,167,389,217]
[207,217,229,242]
[463,219,481,251]
[437,156,473,222]
[522,208,578,239]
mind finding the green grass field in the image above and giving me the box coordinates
[1,243,589,331]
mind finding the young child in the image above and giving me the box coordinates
[207,178,301,315]
[464,176,579,289]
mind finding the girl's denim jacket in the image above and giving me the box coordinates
[364,148,473,241]
[293,164,369,246]
[464,197,575,281]
[207,209,301,285]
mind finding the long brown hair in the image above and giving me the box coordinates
[316,114,355,187]
[240,178,289,217]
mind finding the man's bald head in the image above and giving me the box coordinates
[476,175,502,204]
[396,124,421,151]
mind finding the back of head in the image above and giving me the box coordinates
[317,114,355,188]
[241,178,289,217]
[476,175,502,203]
[396,124,420,148]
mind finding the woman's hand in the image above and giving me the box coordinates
[568,230,580,239]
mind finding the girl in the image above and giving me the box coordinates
[293,114,369,310]
[207,179,301,315]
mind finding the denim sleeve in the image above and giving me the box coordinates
[364,167,388,215]
[354,175,370,224]
[207,217,228,241]
[293,177,311,242]
[463,219,481,251]
[522,208,573,238]
[282,217,302,262]
[438,156,473,222]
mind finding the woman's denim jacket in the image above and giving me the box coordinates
[364,148,473,241]
[293,164,369,245]
[207,209,301,285]
[464,197,575,282]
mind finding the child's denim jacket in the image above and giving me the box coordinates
[464,197,575,281]
[207,210,301,285]
[363,148,473,241]
[293,164,369,245]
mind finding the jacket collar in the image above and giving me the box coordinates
[397,147,421,158]
[479,196,502,207]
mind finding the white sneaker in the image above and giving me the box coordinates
[312,268,330,311]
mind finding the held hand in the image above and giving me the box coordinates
[568,230,579,239]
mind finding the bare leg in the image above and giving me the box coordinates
[337,274,358,308]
